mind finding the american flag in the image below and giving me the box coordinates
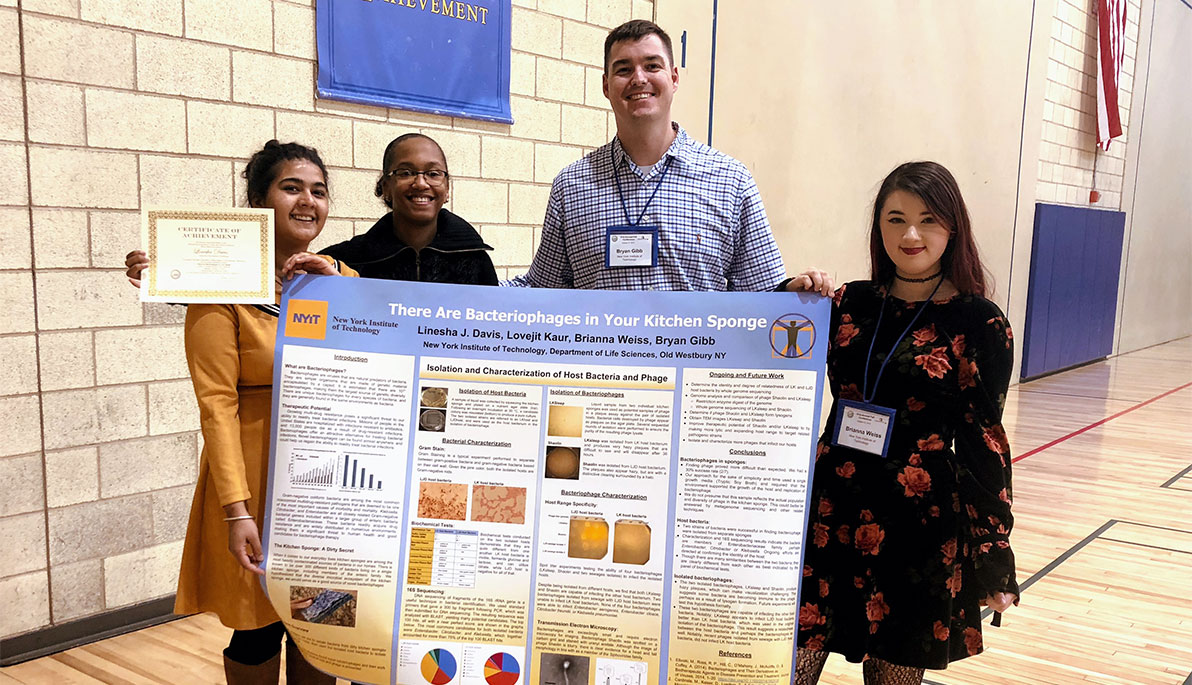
[1095,0,1127,150]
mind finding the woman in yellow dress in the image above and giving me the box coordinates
[175,140,355,684]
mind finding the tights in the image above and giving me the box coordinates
[794,648,829,685]
[224,621,286,665]
[794,649,925,685]
[861,658,925,685]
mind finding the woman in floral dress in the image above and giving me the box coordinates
[795,162,1019,685]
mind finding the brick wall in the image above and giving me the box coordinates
[1036,0,1142,208]
[0,0,652,639]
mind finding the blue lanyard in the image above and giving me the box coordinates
[861,279,943,403]
[611,147,673,226]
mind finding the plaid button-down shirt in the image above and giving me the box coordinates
[507,124,786,291]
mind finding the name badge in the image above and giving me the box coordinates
[832,399,896,458]
[606,226,658,268]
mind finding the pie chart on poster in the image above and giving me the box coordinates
[420,648,457,684]
[483,652,521,685]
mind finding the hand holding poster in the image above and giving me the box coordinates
[261,275,828,684]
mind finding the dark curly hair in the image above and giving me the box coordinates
[374,133,448,209]
[243,140,328,207]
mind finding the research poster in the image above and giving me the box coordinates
[261,275,830,685]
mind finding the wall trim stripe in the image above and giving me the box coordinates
[0,597,180,667]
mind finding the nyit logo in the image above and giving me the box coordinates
[285,300,329,340]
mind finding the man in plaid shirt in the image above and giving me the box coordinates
[508,20,830,296]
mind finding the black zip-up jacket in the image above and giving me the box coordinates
[320,209,499,285]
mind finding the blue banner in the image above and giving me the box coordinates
[317,0,513,123]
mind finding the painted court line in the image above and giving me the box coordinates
[1098,537,1192,556]
[1012,381,1192,464]
[1113,520,1192,536]
[1161,463,1192,488]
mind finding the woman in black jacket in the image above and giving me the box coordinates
[320,133,499,285]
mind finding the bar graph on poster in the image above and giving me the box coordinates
[288,451,336,487]
[288,450,384,491]
[341,453,384,491]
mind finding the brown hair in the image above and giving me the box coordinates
[869,161,989,296]
[603,20,674,73]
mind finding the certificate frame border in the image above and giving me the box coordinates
[143,207,274,302]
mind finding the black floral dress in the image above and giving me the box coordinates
[798,281,1019,669]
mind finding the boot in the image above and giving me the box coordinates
[285,638,336,684]
[223,648,281,685]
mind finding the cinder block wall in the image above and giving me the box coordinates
[1035,0,1142,208]
[0,0,652,640]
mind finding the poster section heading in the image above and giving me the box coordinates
[294,280,819,369]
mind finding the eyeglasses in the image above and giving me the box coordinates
[385,168,449,185]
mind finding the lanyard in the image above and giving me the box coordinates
[861,279,943,403]
[611,147,673,226]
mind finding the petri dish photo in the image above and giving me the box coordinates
[545,446,580,479]
[420,387,448,408]
[419,408,446,431]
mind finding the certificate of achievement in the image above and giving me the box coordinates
[140,207,275,303]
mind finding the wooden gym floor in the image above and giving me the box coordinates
[2,337,1189,685]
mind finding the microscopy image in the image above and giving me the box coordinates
[596,657,648,685]
[420,386,448,408]
[417,481,468,520]
[419,407,446,432]
[613,519,651,565]
[471,485,527,524]
[290,586,357,627]
[568,516,608,560]
[546,405,583,437]
[544,446,581,479]
[539,653,589,685]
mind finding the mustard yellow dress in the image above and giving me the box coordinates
[175,265,356,630]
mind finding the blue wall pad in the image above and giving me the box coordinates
[1020,203,1126,379]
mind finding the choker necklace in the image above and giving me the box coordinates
[895,271,942,283]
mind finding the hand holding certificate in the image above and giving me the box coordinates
[140,207,275,303]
